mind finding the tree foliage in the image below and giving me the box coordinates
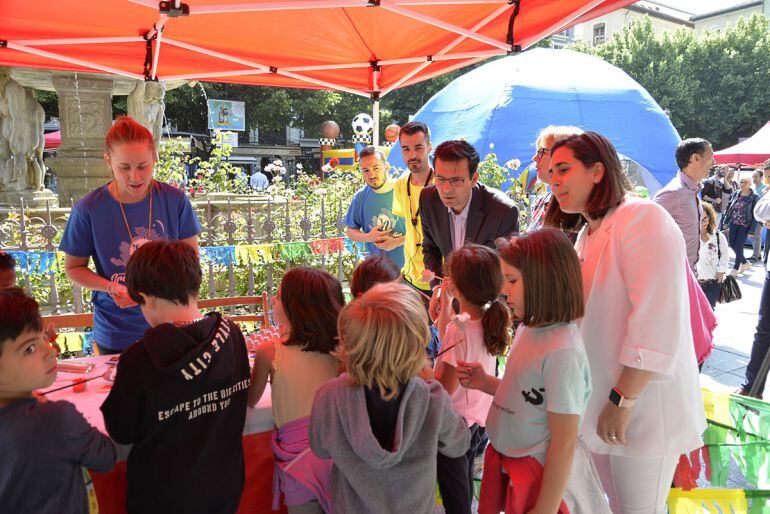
[573,14,770,149]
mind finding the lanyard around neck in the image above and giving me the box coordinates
[406,169,433,227]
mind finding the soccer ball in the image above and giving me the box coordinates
[352,113,373,135]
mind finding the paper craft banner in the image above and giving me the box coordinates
[667,487,770,514]
[200,246,237,266]
[235,244,275,265]
[701,388,770,488]
[5,250,58,275]
[279,242,313,261]
[344,239,366,255]
[309,237,345,256]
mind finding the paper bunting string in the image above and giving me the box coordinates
[668,488,750,514]
[279,242,313,261]
[235,244,275,265]
[6,250,58,275]
[309,237,345,256]
[200,246,237,266]
[344,239,366,255]
[698,388,770,488]
[4,237,360,277]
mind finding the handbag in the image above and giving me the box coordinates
[719,275,742,303]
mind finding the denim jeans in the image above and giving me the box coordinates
[742,270,770,394]
[728,223,751,269]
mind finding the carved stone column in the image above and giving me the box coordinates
[47,74,114,205]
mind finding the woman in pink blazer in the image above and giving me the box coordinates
[545,132,706,514]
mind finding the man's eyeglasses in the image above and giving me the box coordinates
[534,147,550,161]
[434,176,467,187]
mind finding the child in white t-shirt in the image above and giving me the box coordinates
[459,230,610,514]
[430,244,511,513]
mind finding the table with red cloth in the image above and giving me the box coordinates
[42,355,285,514]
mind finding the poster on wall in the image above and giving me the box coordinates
[207,99,246,131]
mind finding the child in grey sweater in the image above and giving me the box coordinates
[310,282,470,514]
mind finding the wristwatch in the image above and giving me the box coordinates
[609,387,636,409]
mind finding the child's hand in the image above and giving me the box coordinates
[428,285,442,321]
[456,360,487,391]
[419,365,435,382]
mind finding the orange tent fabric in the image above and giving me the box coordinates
[0,0,633,96]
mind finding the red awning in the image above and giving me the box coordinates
[44,130,61,151]
[0,0,634,97]
[715,122,770,166]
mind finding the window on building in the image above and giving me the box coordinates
[593,22,606,46]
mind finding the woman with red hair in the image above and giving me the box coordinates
[59,116,201,354]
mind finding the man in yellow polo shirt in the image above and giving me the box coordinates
[393,122,434,295]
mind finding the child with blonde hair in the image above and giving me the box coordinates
[310,282,469,514]
[460,230,610,514]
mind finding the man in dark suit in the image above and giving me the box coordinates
[420,139,519,286]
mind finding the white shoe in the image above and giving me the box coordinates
[739,262,752,274]
[730,269,739,277]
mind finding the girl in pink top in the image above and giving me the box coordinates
[430,244,511,513]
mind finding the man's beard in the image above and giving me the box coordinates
[408,160,426,173]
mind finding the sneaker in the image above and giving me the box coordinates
[739,262,753,274]
[730,269,739,277]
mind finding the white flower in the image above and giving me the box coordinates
[421,269,439,283]
[296,163,303,170]
[505,158,521,170]
[264,164,275,173]
[273,159,283,167]
[453,312,471,330]
[272,175,283,183]
[314,187,327,196]
[489,143,495,150]
[321,164,333,173]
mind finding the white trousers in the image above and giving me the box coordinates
[591,452,680,514]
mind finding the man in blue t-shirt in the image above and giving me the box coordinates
[344,147,405,268]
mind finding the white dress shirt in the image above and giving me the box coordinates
[448,199,471,251]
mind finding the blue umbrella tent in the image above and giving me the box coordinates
[388,48,680,196]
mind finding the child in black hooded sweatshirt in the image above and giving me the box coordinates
[101,240,250,514]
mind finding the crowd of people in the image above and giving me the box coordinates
[1,115,760,514]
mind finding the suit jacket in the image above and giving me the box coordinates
[419,183,519,281]
[575,198,706,458]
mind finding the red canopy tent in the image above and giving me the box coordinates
[714,122,770,166]
[44,130,62,151]
[0,0,633,141]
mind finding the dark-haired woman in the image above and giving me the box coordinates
[723,176,759,275]
[546,132,706,514]
[697,203,729,309]
[248,267,343,514]
[59,117,201,354]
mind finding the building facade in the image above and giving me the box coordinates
[692,1,769,33]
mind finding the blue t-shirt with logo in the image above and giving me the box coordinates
[59,182,202,351]
[344,183,405,268]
